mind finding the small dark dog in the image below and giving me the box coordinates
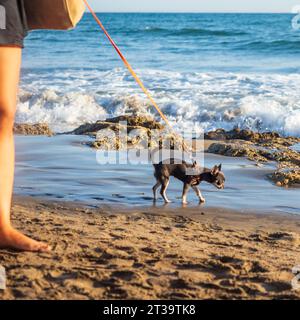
[153,160,225,204]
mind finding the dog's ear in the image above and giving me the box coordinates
[218,164,222,171]
[211,165,220,176]
[192,161,197,168]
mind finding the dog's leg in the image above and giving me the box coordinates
[160,178,171,203]
[182,183,190,204]
[192,186,206,203]
[152,181,161,201]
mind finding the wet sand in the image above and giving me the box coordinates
[1,196,300,300]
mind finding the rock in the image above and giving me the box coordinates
[90,127,186,151]
[271,170,300,187]
[205,128,299,145]
[204,129,228,141]
[89,123,152,150]
[205,128,300,187]
[207,142,269,163]
[70,115,188,151]
[13,123,53,136]
[70,115,164,137]
[102,116,164,130]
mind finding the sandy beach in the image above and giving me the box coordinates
[0,196,299,300]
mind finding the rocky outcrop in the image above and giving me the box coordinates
[270,169,300,187]
[14,123,53,136]
[208,141,300,165]
[207,142,269,163]
[206,128,300,187]
[205,128,299,146]
[71,115,187,151]
[70,115,164,137]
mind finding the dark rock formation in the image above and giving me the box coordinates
[14,123,53,136]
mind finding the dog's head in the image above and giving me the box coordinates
[209,164,225,189]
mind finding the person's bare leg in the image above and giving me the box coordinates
[0,47,50,252]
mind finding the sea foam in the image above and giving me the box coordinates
[18,68,300,136]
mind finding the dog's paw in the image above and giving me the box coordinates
[182,201,188,205]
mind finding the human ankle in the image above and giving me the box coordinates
[0,223,13,235]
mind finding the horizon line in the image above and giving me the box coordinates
[87,11,293,14]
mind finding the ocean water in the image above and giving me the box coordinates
[18,13,300,135]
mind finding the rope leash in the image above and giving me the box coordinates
[83,0,192,153]
[82,0,175,129]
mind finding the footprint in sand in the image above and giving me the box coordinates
[162,227,173,232]
[105,286,128,299]
[262,281,291,293]
[111,270,137,281]
[169,292,193,299]
[214,255,269,274]
[170,278,193,290]
[132,262,145,269]
[115,246,136,254]
[268,232,299,243]
[176,261,204,270]
[141,247,157,254]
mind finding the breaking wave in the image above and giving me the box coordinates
[18,68,300,136]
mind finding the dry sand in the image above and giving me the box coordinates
[0,196,300,300]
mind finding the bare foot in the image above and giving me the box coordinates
[0,227,50,252]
